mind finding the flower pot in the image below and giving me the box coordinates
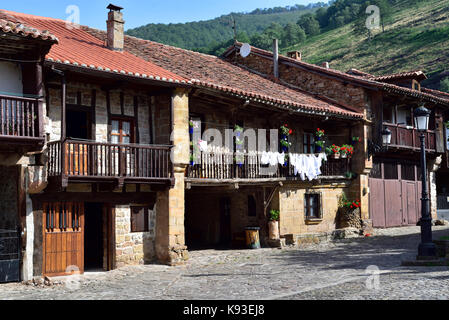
[341,153,348,159]
[338,207,362,229]
[333,153,341,159]
[281,146,288,153]
[315,146,322,153]
[268,220,280,240]
[190,161,195,166]
[189,128,194,134]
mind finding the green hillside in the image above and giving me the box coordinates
[125,4,319,52]
[283,0,449,89]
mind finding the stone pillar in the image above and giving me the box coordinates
[155,88,189,265]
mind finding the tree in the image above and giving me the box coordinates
[440,77,449,93]
[263,22,284,41]
[297,13,321,36]
[282,23,307,47]
[250,33,272,50]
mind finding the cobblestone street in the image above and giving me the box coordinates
[1,226,449,300]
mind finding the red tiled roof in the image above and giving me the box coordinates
[369,70,427,82]
[81,28,363,119]
[225,43,449,107]
[0,17,58,42]
[0,10,187,84]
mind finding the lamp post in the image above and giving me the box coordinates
[413,105,436,260]
[382,127,392,146]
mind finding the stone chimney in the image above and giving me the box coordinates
[106,4,124,51]
[287,51,302,61]
[322,62,330,69]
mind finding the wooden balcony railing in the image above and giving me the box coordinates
[47,139,174,186]
[384,123,436,152]
[186,151,350,181]
[0,94,41,139]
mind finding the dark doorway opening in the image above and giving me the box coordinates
[67,109,90,140]
[219,197,232,246]
[84,203,103,270]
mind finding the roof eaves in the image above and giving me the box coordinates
[45,59,191,85]
[191,79,363,120]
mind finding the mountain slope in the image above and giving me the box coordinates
[284,0,449,88]
[125,6,317,51]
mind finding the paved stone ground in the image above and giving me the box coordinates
[1,226,448,300]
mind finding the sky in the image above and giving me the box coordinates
[1,0,316,30]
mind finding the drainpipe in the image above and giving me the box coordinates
[273,39,279,79]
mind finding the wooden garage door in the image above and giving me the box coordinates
[369,160,423,228]
[43,202,84,277]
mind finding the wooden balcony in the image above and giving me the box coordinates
[186,151,350,184]
[0,94,44,151]
[47,139,174,188]
[384,123,436,152]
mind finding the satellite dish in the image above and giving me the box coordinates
[239,43,251,58]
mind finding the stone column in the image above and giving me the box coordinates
[155,88,189,265]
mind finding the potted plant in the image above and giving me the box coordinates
[315,140,325,153]
[268,209,280,240]
[326,144,341,159]
[234,125,245,167]
[315,128,325,141]
[338,193,362,229]
[280,124,292,153]
[351,136,362,145]
[340,144,354,159]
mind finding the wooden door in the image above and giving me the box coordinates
[43,202,84,277]
[369,178,386,228]
[384,180,403,227]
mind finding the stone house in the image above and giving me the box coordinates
[0,5,448,282]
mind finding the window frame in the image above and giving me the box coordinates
[304,192,323,221]
[110,116,135,144]
[130,206,150,233]
[303,132,315,154]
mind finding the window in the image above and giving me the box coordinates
[130,207,150,233]
[111,118,134,144]
[384,162,398,180]
[370,161,382,179]
[305,193,321,220]
[303,132,315,154]
[248,195,257,217]
[401,164,416,181]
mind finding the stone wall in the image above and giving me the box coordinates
[115,205,156,268]
[277,182,351,236]
[46,81,155,144]
[229,52,369,115]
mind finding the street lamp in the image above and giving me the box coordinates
[413,105,436,260]
[381,127,392,146]
[367,127,392,160]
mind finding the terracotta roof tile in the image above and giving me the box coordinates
[226,43,449,107]
[0,10,187,83]
[0,14,58,42]
[81,28,362,119]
